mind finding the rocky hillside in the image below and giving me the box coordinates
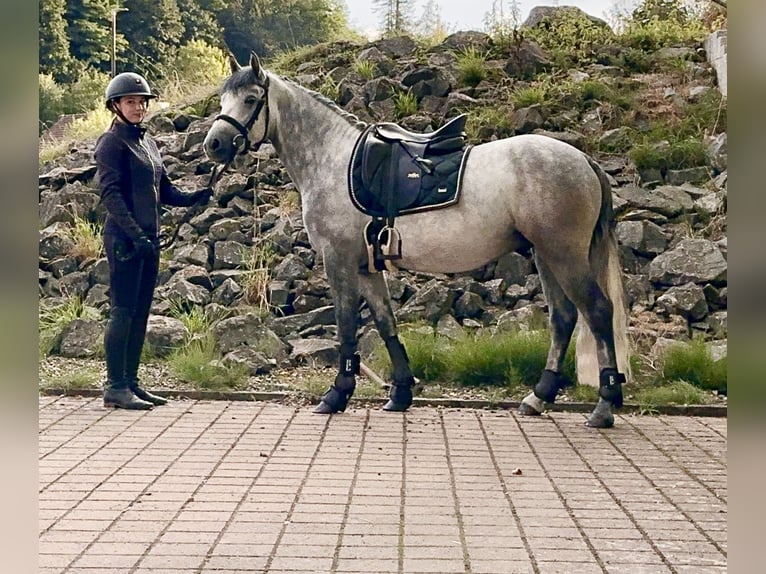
[38,11,727,379]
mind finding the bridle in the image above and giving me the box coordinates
[213,75,270,155]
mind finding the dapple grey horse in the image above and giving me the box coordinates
[203,52,630,428]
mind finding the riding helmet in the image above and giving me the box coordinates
[105,72,157,107]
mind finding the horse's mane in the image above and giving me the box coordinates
[288,79,368,131]
[222,66,367,132]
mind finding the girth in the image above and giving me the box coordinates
[348,114,473,272]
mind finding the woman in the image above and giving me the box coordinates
[95,72,212,410]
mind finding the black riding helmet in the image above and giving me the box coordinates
[105,72,157,115]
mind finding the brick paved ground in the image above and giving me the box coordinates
[39,396,727,574]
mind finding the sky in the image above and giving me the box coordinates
[342,0,641,37]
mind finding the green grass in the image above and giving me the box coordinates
[64,216,104,263]
[456,47,488,87]
[166,334,248,390]
[353,60,377,80]
[632,380,714,409]
[511,86,547,108]
[393,91,418,118]
[659,337,727,393]
[40,367,101,390]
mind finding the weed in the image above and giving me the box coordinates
[64,216,104,263]
[40,367,101,390]
[166,334,248,390]
[399,329,452,382]
[393,91,418,118]
[456,47,488,87]
[511,86,547,108]
[354,60,377,80]
[566,384,599,403]
[633,380,713,408]
[317,75,340,102]
[241,242,277,314]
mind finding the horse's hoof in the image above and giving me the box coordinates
[313,385,353,414]
[585,413,614,428]
[517,402,542,416]
[382,383,413,412]
[313,401,337,414]
[382,399,410,412]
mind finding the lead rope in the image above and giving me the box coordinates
[159,159,232,250]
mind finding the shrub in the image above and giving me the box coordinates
[39,73,65,133]
[526,10,615,67]
[66,68,111,114]
[161,39,228,102]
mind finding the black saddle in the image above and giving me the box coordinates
[349,114,471,218]
[347,114,473,272]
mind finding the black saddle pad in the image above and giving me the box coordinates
[348,125,473,218]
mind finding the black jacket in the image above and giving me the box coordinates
[95,120,201,241]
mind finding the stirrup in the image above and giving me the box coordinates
[379,225,402,273]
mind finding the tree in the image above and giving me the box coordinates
[65,0,113,71]
[219,0,347,62]
[117,0,185,80]
[373,0,415,37]
[418,0,450,42]
[176,0,226,46]
[39,0,73,82]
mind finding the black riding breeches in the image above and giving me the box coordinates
[103,234,160,383]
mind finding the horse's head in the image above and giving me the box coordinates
[204,51,270,164]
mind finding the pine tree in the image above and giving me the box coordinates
[39,0,73,82]
[65,0,113,70]
[373,0,415,37]
[117,0,185,78]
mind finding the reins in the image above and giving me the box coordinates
[158,158,231,250]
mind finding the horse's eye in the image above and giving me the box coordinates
[245,96,257,105]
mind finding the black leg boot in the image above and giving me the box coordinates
[103,306,153,410]
[124,303,167,406]
[127,378,168,406]
[314,352,360,414]
[104,380,153,410]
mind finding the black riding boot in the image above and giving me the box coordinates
[103,306,153,410]
[103,380,153,410]
[127,378,167,406]
[124,307,167,406]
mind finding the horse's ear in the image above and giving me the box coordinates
[249,51,267,84]
[228,51,241,74]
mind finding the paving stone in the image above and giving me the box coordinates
[38,397,727,572]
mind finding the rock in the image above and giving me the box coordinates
[648,238,727,286]
[145,315,188,357]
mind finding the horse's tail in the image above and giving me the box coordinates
[575,157,632,386]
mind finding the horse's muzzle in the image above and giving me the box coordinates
[203,130,238,164]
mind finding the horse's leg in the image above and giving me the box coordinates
[549,262,625,428]
[314,258,362,414]
[518,256,578,416]
[358,272,415,412]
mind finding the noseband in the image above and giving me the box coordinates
[214,77,270,155]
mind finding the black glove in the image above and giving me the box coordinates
[194,187,214,204]
[132,235,158,259]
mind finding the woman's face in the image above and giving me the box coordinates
[114,95,149,124]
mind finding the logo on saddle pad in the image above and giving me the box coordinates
[348,114,473,218]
